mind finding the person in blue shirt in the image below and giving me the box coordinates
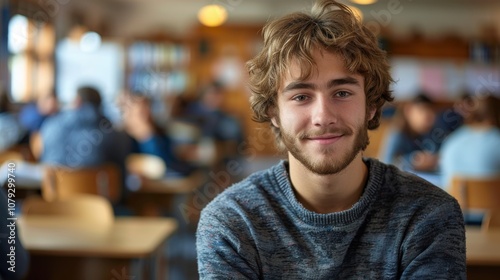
[440,94,500,189]
[183,81,245,167]
[40,86,129,169]
[380,93,441,171]
[185,81,244,144]
[18,89,59,135]
[120,92,195,178]
[39,86,131,207]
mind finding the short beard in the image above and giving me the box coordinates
[280,120,370,175]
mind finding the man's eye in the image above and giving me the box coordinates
[292,95,309,102]
[336,91,350,98]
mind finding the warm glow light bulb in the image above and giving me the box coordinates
[198,5,228,27]
[350,0,377,5]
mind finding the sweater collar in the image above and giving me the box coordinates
[272,158,386,226]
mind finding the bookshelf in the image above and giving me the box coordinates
[126,41,190,97]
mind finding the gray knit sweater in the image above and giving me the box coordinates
[196,158,466,279]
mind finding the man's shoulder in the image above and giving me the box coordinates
[381,162,457,205]
[369,159,454,203]
[201,166,279,217]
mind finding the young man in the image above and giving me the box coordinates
[196,0,466,279]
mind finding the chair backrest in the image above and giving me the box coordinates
[22,194,114,226]
[483,210,500,231]
[0,150,24,165]
[126,153,166,180]
[41,164,122,203]
[29,131,43,161]
[449,176,500,211]
[366,118,391,159]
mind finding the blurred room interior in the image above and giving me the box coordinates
[1,0,500,279]
[2,0,500,161]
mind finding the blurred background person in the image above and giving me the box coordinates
[183,81,244,166]
[0,90,24,152]
[380,93,441,172]
[18,88,59,138]
[433,92,472,138]
[440,94,500,190]
[119,91,196,178]
[39,86,130,169]
[17,89,59,160]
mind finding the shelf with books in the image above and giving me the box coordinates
[126,41,190,97]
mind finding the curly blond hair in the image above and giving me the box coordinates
[247,0,394,146]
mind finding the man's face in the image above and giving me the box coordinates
[272,49,374,175]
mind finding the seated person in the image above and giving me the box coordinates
[185,81,244,146]
[119,92,196,178]
[40,86,129,169]
[37,86,131,208]
[380,93,440,171]
[440,94,500,189]
[18,88,59,136]
[433,93,471,138]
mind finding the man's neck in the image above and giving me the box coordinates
[288,153,369,214]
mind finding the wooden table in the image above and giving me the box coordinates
[137,170,206,194]
[127,171,207,219]
[19,216,178,280]
[466,226,500,279]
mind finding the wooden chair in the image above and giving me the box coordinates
[449,176,500,230]
[41,164,122,204]
[483,210,500,231]
[22,194,114,227]
[126,153,166,180]
[29,131,43,161]
[365,118,391,159]
[0,150,24,165]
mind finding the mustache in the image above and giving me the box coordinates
[298,127,353,139]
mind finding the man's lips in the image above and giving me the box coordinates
[306,134,343,144]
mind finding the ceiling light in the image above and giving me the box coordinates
[350,0,377,4]
[198,4,228,27]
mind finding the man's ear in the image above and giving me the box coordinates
[270,116,279,128]
[368,107,376,121]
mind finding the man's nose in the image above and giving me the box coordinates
[311,97,337,127]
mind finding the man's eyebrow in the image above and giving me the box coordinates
[282,77,361,93]
[282,82,316,93]
[327,77,360,88]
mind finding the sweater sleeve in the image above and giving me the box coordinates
[399,198,466,279]
[196,207,260,280]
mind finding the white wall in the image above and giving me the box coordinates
[56,39,124,122]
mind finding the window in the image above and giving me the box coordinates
[8,14,54,102]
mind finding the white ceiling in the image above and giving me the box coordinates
[59,0,500,39]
